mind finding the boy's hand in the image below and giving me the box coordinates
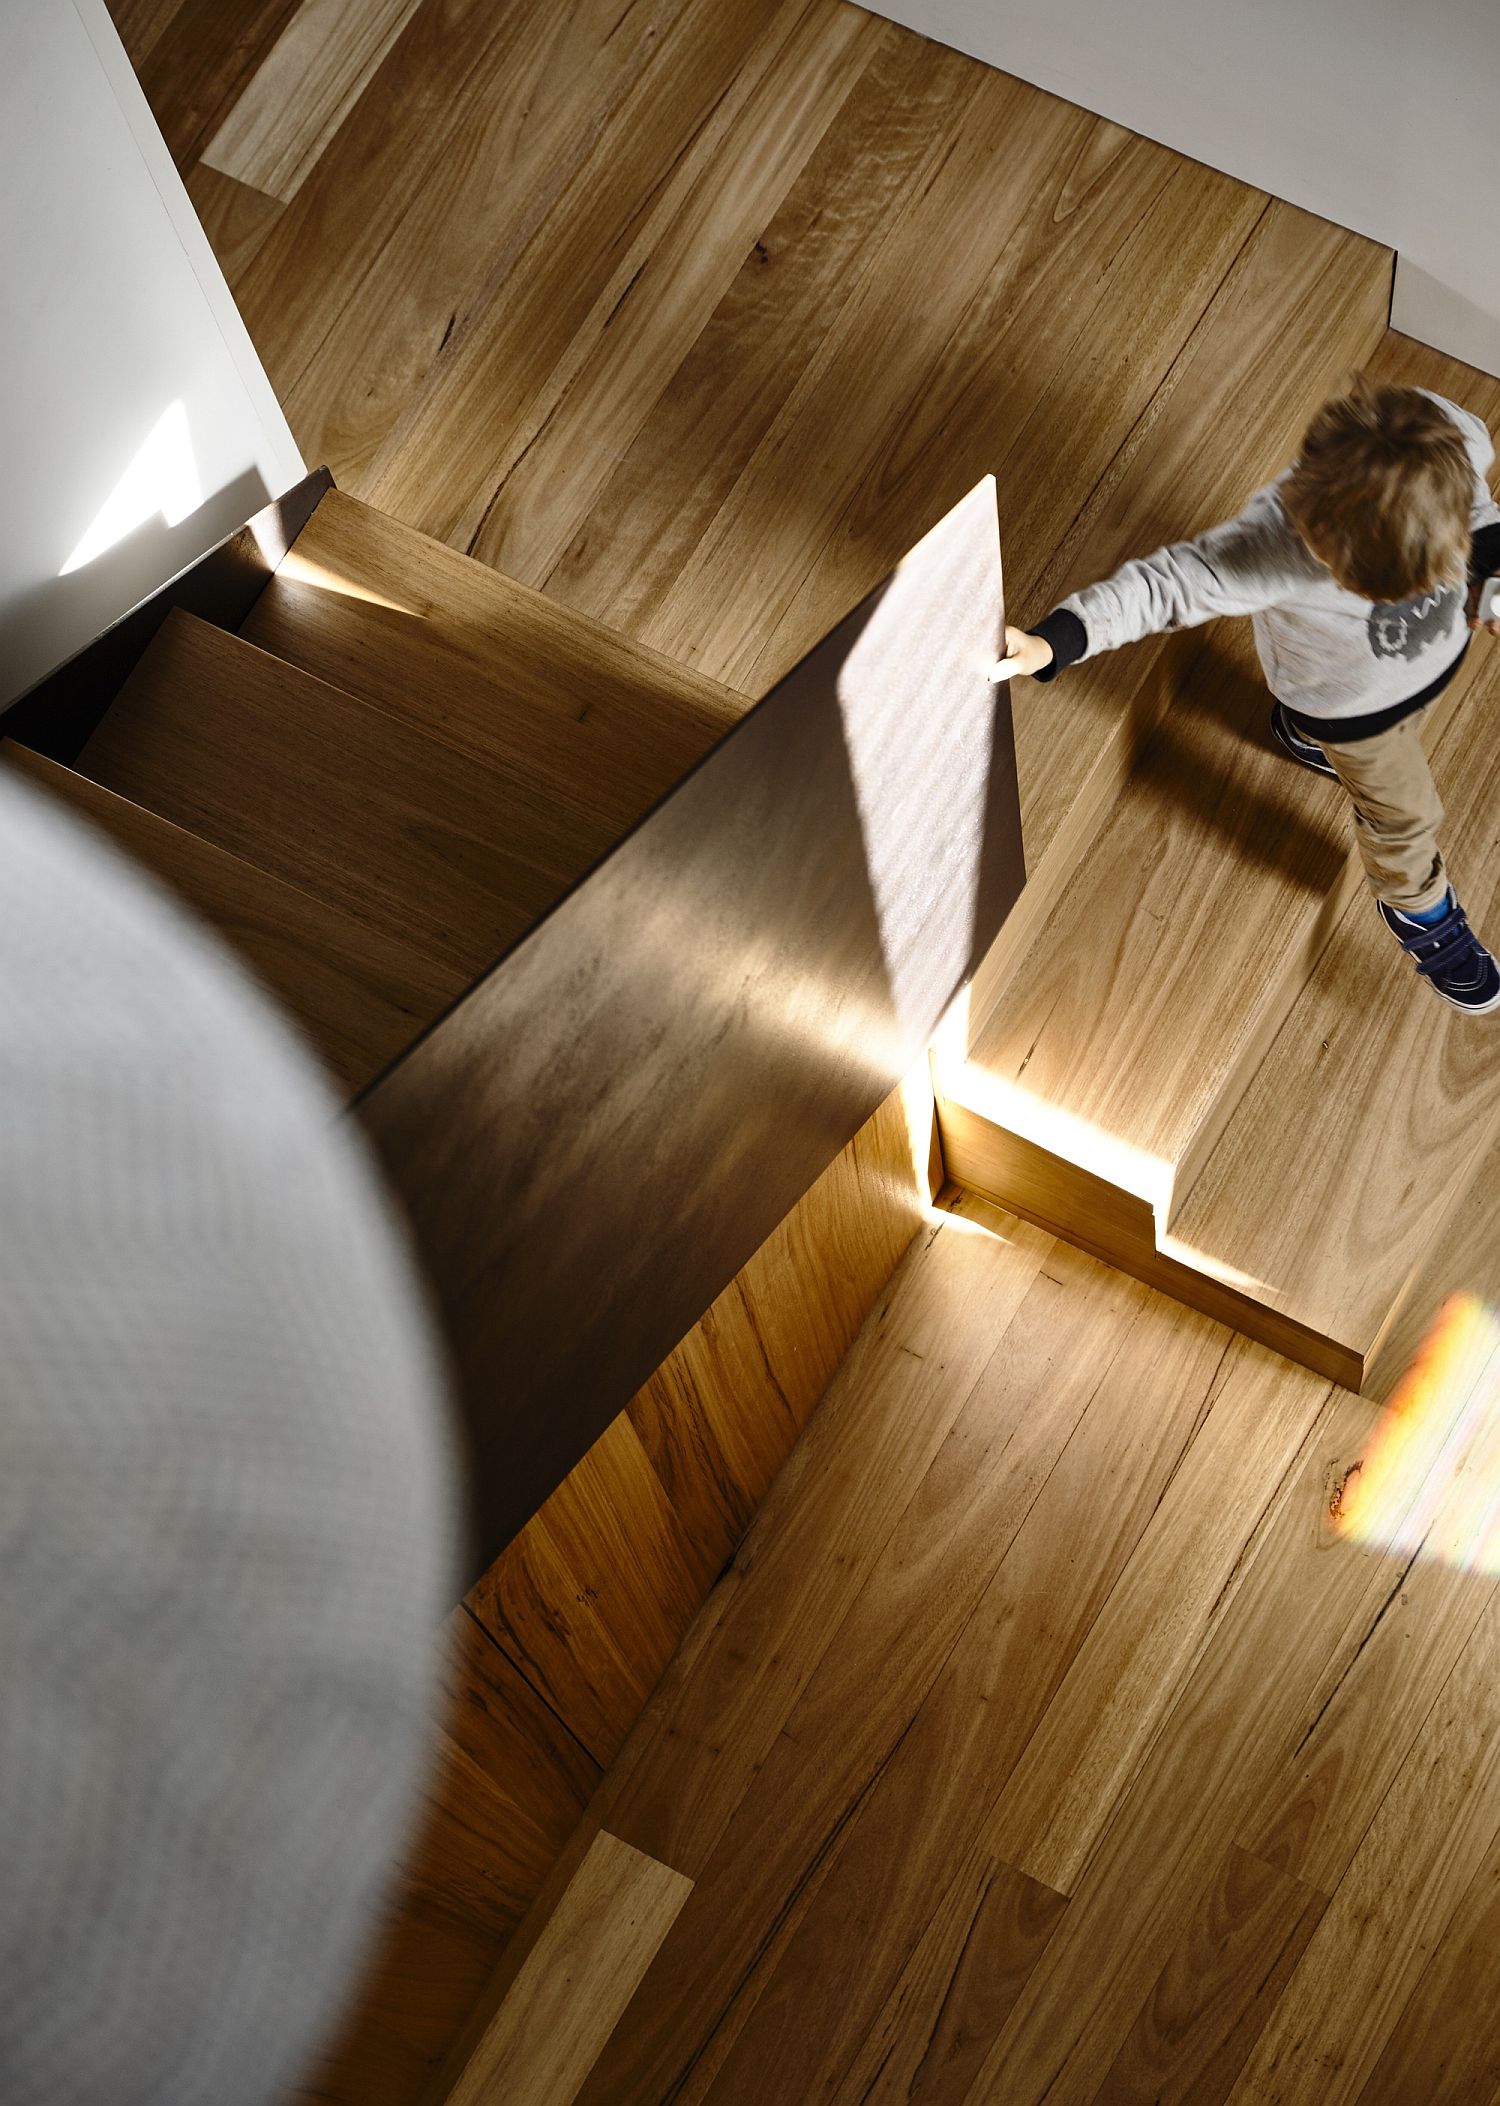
[1468,581,1500,637]
[992,626,1055,680]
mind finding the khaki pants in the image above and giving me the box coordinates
[1305,708,1448,915]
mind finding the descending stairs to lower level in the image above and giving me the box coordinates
[938,330,1500,1390]
[0,741,462,1093]
[3,490,742,1102]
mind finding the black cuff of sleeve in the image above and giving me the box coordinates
[1470,521,1500,583]
[1026,608,1089,683]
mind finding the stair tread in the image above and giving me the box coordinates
[962,635,1354,1215]
[78,608,611,984]
[2,742,462,1095]
[944,332,1500,1383]
[240,488,743,829]
[965,201,1389,1031]
[1166,654,1500,1359]
[1162,332,1500,1363]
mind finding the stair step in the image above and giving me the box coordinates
[1165,654,1500,1380]
[1,743,462,1095]
[77,608,603,984]
[949,633,1362,1235]
[942,329,1500,1387]
[1361,1116,1500,1408]
[239,487,743,838]
[965,202,1390,1030]
[942,636,1500,1388]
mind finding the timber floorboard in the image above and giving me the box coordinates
[493,1196,1500,2106]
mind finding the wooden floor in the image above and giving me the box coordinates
[116,0,1326,704]
[468,1193,1500,2106]
[108,0,1500,2099]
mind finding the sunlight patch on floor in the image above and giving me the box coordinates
[1333,1293,1500,1572]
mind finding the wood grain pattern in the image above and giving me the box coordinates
[827,1852,1069,2106]
[468,1415,713,1772]
[464,0,880,588]
[184,161,285,282]
[1365,1114,1500,1409]
[302,1612,603,2106]
[361,0,809,533]
[107,0,184,69]
[77,609,606,984]
[541,24,982,636]
[200,0,426,201]
[1358,1820,1500,2106]
[947,325,1500,1395]
[1226,1602,1500,2106]
[632,101,1260,696]
[964,634,1358,1230]
[0,742,463,1095]
[984,1330,1329,1897]
[118,8,1500,2103]
[440,1830,692,2106]
[961,201,1390,1043]
[937,1101,1365,1386]
[1002,200,1389,892]
[1098,1846,1328,2106]
[594,1200,1057,1883]
[553,1205,1070,2106]
[245,0,704,484]
[1166,639,1500,1369]
[521,1220,1500,2106]
[957,1388,1396,2101]
[685,1255,1267,2106]
[1237,1520,1496,1902]
[241,490,742,814]
[572,1231,1235,2106]
[625,1081,926,1575]
[130,0,301,171]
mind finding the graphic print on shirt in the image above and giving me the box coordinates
[1368,585,1459,662]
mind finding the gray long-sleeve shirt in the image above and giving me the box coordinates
[1033,392,1500,730]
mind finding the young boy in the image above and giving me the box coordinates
[1004,376,1500,1013]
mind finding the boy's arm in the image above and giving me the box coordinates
[1464,428,1500,582]
[1425,391,1500,573]
[1022,502,1291,684]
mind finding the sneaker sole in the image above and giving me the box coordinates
[1428,979,1500,1015]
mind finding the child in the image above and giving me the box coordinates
[1004,376,1500,1014]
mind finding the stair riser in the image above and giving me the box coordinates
[938,1098,1364,1387]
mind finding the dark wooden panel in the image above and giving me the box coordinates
[299,1085,926,2106]
[1,466,331,764]
[358,480,1022,1575]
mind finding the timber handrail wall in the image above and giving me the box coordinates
[356,477,1024,1579]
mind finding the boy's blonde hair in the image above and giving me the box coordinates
[1282,374,1472,604]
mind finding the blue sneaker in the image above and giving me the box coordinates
[1378,891,1500,1013]
[1269,702,1338,779]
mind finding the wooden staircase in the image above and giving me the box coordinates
[11,292,1496,1407]
[938,330,1500,1391]
[2,489,741,1101]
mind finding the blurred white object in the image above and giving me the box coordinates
[0,762,457,2106]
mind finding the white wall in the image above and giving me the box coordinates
[863,0,1499,378]
[1,0,305,707]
